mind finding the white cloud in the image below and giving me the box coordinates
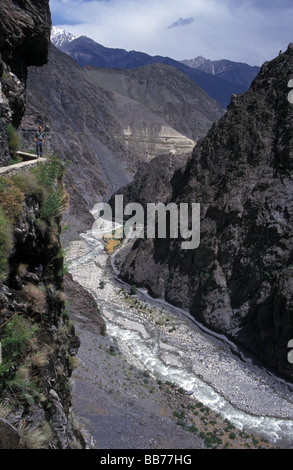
[167,17,195,29]
[49,0,293,65]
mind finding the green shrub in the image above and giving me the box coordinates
[40,189,69,219]
[30,156,69,221]
[173,410,185,419]
[0,177,25,221]
[0,402,12,419]
[23,283,47,315]
[33,155,66,187]
[6,124,21,156]
[0,206,13,281]
[19,420,53,449]
[130,285,137,295]
[7,368,41,404]
[188,425,198,433]
[10,171,38,194]
[0,315,38,376]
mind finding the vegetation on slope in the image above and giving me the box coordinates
[0,156,83,449]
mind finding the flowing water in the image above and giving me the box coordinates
[67,224,293,448]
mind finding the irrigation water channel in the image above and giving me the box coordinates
[67,216,293,448]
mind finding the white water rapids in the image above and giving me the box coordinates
[67,222,293,448]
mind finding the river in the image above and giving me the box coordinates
[67,217,293,449]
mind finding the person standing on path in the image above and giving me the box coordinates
[35,125,45,158]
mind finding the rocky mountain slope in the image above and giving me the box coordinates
[54,35,248,108]
[181,56,260,90]
[21,44,224,239]
[0,0,92,448]
[82,62,224,143]
[117,44,293,382]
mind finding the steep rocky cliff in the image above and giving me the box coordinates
[118,44,293,381]
[0,157,104,448]
[0,166,83,448]
[0,0,90,448]
[0,0,51,165]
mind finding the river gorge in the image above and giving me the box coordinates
[66,212,293,449]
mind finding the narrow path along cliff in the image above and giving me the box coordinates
[66,216,293,449]
[0,153,47,177]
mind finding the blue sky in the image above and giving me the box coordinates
[49,0,293,66]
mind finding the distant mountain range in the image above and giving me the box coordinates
[181,56,260,90]
[51,28,260,108]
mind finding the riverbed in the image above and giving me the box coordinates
[67,221,293,449]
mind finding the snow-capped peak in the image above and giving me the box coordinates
[51,26,76,48]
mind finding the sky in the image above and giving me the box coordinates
[49,0,293,66]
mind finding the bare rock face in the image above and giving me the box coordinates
[0,419,22,449]
[0,0,51,76]
[119,44,293,381]
[0,0,51,164]
[0,189,85,449]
